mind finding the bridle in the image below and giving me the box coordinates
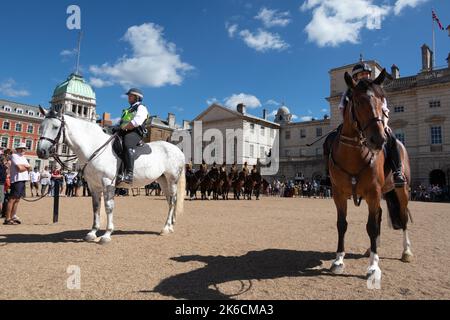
[341,89,386,149]
[39,113,118,175]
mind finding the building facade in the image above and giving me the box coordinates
[188,103,280,167]
[0,99,50,170]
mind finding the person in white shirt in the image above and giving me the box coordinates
[4,143,30,225]
[40,166,51,196]
[117,88,149,184]
[30,167,40,197]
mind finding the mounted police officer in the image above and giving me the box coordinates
[323,62,406,187]
[118,88,149,184]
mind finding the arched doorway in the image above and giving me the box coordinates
[429,169,446,186]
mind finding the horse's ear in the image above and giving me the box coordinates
[373,68,387,85]
[39,105,48,117]
[344,72,356,89]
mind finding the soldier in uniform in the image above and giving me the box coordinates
[118,88,149,184]
[242,162,249,175]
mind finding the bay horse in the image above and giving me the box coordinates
[232,171,246,200]
[186,165,206,200]
[327,70,413,282]
[37,107,186,243]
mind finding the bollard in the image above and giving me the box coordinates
[53,179,60,223]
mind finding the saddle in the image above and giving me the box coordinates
[112,135,152,159]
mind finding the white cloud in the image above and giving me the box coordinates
[394,0,429,15]
[89,77,114,88]
[321,108,328,113]
[291,114,299,120]
[206,97,219,105]
[0,79,30,97]
[60,49,77,57]
[265,99,281,107]
[172,106,184,112]
[239,29,289,52]
[300,116,313,122]
[300,0,429,47]
[90,23,193,88]
[227,23,239,38]
[300,0,390,47]
[255,7,291,28]
[224,93,262,109]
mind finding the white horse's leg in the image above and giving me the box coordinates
[99,185,115,245]
[85,191,101,242]
[401,230,413,262]
[159,177,176,236]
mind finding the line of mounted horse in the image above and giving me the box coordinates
[185,165,269,200]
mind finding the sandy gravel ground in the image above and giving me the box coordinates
[0,195,449,300]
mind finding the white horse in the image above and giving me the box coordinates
[36,107,186,244]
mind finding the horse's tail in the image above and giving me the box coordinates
[385,190,405,230]
[176,164,186,216]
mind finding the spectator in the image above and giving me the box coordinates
[74,171,83,197]
[30,167,40,197]
[50,167,63,196]
[4,143,30,225]
[82,177,90,197]
[40,166,51,196]
[0,155,7,218]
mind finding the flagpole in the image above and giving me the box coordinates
[432,8,436,69]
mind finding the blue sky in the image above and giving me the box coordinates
[1,0,449,124]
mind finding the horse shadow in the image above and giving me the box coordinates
[147,249,366,300]
[0,229,160,244]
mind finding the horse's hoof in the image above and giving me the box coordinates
[401,252,413,263]
[160,228,171,236]
[366,266,382,282]
[84,234,97,242]
[99,237,111,245]
[331,263,345,275]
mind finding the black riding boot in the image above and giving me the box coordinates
[387,132,406,187]
[122,148,136,184]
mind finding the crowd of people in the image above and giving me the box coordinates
[265,178,332,199]
[411,184,450,202]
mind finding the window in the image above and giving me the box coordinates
[27,110,35,116]
[285,130,291,140]
[38,126,43,135]
[3,105,11,112]
[15,108,24,114]
[2,121,10,130]
[35,160,41,171]
[13,138,21,149]
[260,146,265,158]
[261,126,265,136]
[300,129,306,139]
[72,105,77,113]
[15,123,22,132]
[250,124,255,134]
[431,126,442,145]
[1,137,8,149]
[25,140,32,151]
[270,129,275,138]
[316,128,323,137]
[395,130,405,146]
[62,145,68,154]
[250,144,255,157]
[394,106,404,113]
[27,125,34,134]
[429,100,441,108]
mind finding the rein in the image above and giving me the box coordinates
[39,114,118,178]
[330,92,384,207]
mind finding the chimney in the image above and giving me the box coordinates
[323,114,329,120]
[421,44,433,71]
[182,120,190,130]
[391,64,400,79]
[237,103,246,115]
[167,113,175,128]
[262,109,268,120]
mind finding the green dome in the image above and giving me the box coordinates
[53,73,96,100]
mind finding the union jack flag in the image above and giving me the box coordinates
[432,10,444,30]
